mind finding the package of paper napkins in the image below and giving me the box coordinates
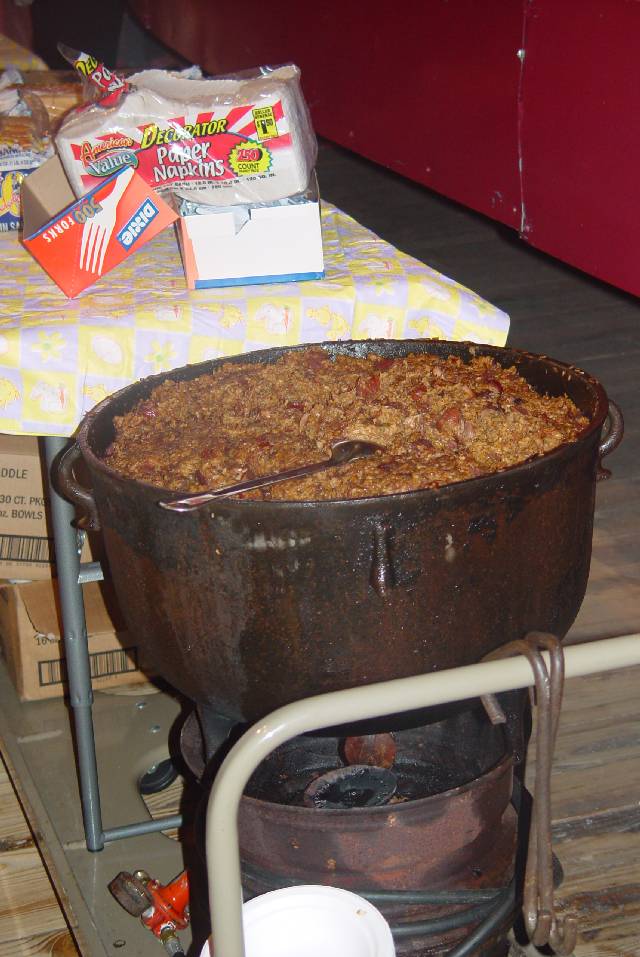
[55,63,317,206]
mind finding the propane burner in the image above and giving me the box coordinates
[179,695,531,956]
[303,764,398,809]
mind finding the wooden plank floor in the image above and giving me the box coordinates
[0,752,79,956]
[1,139,638,955]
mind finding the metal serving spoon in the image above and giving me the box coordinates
[158,439,384,512]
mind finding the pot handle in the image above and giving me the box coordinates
[597,400,624,481]
[56,442,101,531]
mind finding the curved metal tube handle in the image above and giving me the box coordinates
[597,400,624,480]
[55,442,101,531]
[484,633,578,955]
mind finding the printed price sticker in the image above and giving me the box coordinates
[252,106,278,140]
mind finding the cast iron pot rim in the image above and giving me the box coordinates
[240,751,514,817]
[74,338,610,507]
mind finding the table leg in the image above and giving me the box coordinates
[44,436,104,851]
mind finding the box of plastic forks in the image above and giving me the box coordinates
[21,155,177,297]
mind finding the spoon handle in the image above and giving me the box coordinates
[159,457,333,512]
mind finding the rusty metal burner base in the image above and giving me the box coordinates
[182,700,524,957]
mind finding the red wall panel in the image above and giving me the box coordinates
[132,0,640,295]
[132,0,523,228]
[520,0,640,295]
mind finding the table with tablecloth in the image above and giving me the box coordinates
[0,202,509,437]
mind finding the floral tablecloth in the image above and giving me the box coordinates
[0,203,509,437]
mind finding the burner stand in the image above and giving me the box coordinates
[184,702,521,957]
[204,637,634,957]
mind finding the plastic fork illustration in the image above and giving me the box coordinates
[79,167,135,275]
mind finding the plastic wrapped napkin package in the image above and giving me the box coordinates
[55,64,317,207]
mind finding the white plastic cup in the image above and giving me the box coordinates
[200,884,396,957]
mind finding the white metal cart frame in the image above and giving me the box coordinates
[205,634,640,957]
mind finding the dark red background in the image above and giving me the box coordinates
[131,0,640,298]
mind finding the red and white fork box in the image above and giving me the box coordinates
[21,156,177,298]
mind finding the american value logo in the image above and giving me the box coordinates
[80,136,138,178]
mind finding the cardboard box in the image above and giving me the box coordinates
[0,149,44,232]
[0,434,92,580]
[177,179,324,289]
[21,155,178,297]
[0,578,150,700]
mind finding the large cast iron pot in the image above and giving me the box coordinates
[57,339,623,723]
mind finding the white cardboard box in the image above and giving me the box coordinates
[176,178,324,289]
